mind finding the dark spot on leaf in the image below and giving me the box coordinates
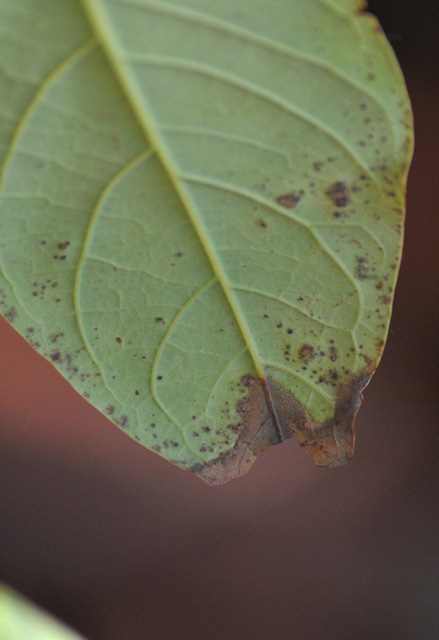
[5,308,17,323]
[276,190,303,209]
[156,375,163,381]
[355,256,377,280]
[135,390,140,396]
[116,337,122,343]
[298,344,315,360]
[287,328,293,335]
[58,241,70,250]
[50,352,61,362]
[105,406,115,416]
[259,219,267,228]
[155,317,166,324]
[325,182,351,208]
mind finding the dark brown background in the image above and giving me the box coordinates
[1,2,438,638]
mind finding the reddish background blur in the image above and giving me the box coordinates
[1,2,438,639]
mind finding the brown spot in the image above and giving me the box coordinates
[191,370,372,485]
[105,406,115,416]
[355,256,376,280]
[276,190,303,209]
[58,241,70,250]
[259,220,267,228]
[298,344,315,360]
[325,181,351,208]
[155,317,166,324]
[4,308,17,323]
[116,336,122,343]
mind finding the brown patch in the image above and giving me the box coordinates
[298,344,315,360]
[58,241,70,250]
[325,182,351,208]
[192,370,372,485]
[276,190,303,209]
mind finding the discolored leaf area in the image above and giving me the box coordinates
[0,0,413,483]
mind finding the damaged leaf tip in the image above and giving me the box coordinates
[192,371,372,485]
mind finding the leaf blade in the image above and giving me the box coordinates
[0,0,413,482]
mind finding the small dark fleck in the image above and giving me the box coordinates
[116,337,122,343]
[135,390,140,396]
[287,328,293,335]
[156,375,163,381]
[155,317,166,324]
[58,241,70,250]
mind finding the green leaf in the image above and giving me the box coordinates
[0,584,86,640]
[0,0,412,483]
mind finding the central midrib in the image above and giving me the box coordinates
[82,0,266,379]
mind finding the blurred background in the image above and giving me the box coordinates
[1,1,438,638]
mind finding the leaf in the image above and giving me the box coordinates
[0,0,412,483]
[0,584,86,640]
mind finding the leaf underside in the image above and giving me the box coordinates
[0,0,412,483]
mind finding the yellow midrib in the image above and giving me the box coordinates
[81,0,266,378]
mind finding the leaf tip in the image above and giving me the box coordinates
[191,370,373,485]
